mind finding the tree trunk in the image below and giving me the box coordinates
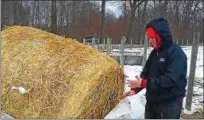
[153,0,156,17]
[163,0,168,18]
[100,0,106,44]
[174,1,179,40]
[1,1,7,28]
[51,0,57,34]
[182,1,199,43]
[124,0,127,36]
[13,1,22,25]
[126,0,144,44]
[37,1,40,27]
[72,1,77,38]
[141,0,148,44]
[65,1,70,38]
[137,5,141,44]
[32,1,36,26]
[126,1,136,44]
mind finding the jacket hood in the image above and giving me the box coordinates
[146,17,173,50]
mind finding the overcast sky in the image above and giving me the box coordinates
[93,1,123,18]
[24,1,123,18]
[106,1,123,18]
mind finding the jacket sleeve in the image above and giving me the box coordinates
[147,50,187,91]
[131,51,153,94]
[131,87,143,94]
[130,78,147,94]
[140,50,153,79]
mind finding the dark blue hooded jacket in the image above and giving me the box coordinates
[141,18,187,103]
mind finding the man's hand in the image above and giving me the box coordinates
[123,90,136,98]
[127,78,143,88]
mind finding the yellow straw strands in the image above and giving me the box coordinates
[1,26,124,119]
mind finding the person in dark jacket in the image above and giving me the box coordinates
[124,17,187,119]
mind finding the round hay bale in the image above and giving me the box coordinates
[1,26,124,119]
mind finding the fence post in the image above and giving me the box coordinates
[83,38,86,44]
[102,39,106,51]
[131,39,133,50]
[142,34,148,69]
[93,37,98,49]
[96,37,99,50]
[106,38,108,54]
[140,39,142,45]
[110,38,112,51]
[187,39,189,46]
[185,32,200,111]
[106,38,112,54]
[120,36,126,71]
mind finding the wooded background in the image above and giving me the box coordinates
[1,0,203,44]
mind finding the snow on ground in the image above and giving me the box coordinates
[110,47,153,56]
[182,46,203,78]
[111,46,203,78]
[123,65,142,92]
[181,46,203,115]
[105,46,203,119]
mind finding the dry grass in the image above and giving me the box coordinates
[1,26,124,119]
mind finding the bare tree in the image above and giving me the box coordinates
[123,0,127,36]
[174,1,180,28]
[163,0,168,18]
[181,1,201,44]
[126,0,144,44]
[1,1,8,28]
[51,0,57,33]
[100,0,106,43]
[141,0,148,44]
[1,1,203,44]
[71,1,77,38]
[13,1,22,25]
[65,1,71,37]
[135,4,141,44]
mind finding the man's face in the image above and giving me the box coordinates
[146,32,157,48]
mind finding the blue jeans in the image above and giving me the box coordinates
[145,100,183,119]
